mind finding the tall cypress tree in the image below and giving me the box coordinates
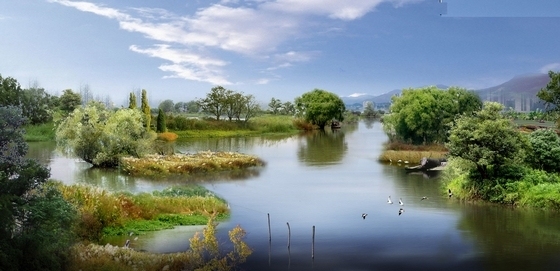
[128,92,137,109]
[156,108,167,133]
[141,89,151,131]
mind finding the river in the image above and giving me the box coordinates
[27,120,560,271]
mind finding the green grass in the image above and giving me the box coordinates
[102,213,228,236]
[170,114,299,139]
[24,121,56,141]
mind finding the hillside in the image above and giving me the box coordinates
[342,73,551,112]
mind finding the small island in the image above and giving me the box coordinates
[120,151,266,177]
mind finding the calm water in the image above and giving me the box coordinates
[28,120,560,271]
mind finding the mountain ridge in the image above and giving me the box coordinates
[342,73,551,111]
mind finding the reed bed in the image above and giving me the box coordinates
[120,151,265,177]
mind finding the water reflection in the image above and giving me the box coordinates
[296,129,348,166]
[458,206,560,271]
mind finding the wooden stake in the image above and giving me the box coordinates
[287,222,291,249]
[312,225,315,259]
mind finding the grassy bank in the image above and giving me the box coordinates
[443,159,560,209]
[169,114,299,139]
[24,121,56,141]
[52,182,229,241]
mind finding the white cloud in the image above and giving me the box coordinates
[129,44,230,85]
[540,63,560,73]
[348,93,367,97]
[159,64,231,85]
[49,0,420,84]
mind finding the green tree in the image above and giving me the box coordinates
[268,98,282,114]
[282,101,295,115]
[20,86,53,125]
[536,71,560,114]
[141,89,151,131]
[56,102,155,167]
[295,89,346,130]
[0,106,77,271]
[384,86,481,144]
[226,91,244,121]
[175,101,186,112]
[128,92,137,109]
[186,100,200,113]
[362,101,378,118]
[197,86,228,120]
[0,74,23,108]
[446,102,528,182]
[241,94,261,122]
[525,128,560,173]
[158,99,175,113]
[156,108,167,133]
[58,89,82,114]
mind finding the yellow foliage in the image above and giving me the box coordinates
[157,132,178,141]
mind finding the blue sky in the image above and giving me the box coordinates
[1,0,559,106]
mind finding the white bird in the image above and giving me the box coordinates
[421,196,428,201]
[124,239,130,248]
[448,189,453,198]
[399,198,404,206]
[362,213,368,219]
[399,208,405,216]
[387,196,393,204]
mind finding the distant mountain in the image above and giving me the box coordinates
[475,73,550,110]
[473,73,550,111]
[341,73,551,112]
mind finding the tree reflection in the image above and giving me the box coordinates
[297,129,348,166]
[74,167,262,192]
[457,206,560,270]
[363,118,377,129]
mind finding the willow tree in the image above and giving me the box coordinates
[140,89,151,131]
[295,89,345,130]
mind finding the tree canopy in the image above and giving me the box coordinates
[384,86,482,144]
[59,89,82,114]
[0,106,76,270]
[446,102,528,182]
[56,102,155,167]
[197,86,261,122]
[295,89,345,130]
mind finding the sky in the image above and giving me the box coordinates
[1,0,560,106]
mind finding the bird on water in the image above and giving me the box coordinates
[387,196,393,204]
[398,208,405,216]
[448,189,453,198]
[421,196,428,200]
[362,213,368,219]
[399,198,404,206]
